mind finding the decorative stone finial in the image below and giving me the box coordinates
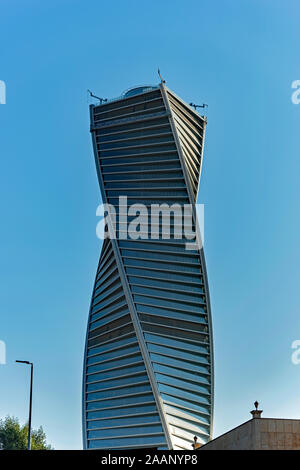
[251,401,263,419]
[192,436,201,450]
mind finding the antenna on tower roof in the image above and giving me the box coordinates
[189,102,208,111]
[158,68,166,84]
[88,90,107,104]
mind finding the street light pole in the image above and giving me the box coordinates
[27,362,33,450]
[16,360,33,450]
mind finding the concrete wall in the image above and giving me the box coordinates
[200,418,300,450]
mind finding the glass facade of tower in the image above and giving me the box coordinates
[82,84,214,450]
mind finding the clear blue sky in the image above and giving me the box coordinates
[0,0,299,449]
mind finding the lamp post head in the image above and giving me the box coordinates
[16,360,33,367]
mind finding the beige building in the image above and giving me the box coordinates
[197,403,300,450]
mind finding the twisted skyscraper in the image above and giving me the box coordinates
[82,82,214,450]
